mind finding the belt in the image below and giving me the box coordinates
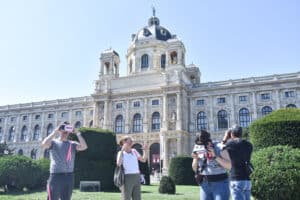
[202,173,228,182]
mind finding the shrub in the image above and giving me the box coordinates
[70,128,117,191]
[34,158,50,189]
[159,176,176,194]
[0,156,40,191]
[251,145,300,200]
[168,156,196,185]
[250,108,300,149]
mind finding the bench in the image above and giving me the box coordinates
[79,181,101,192]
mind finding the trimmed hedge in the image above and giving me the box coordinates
[69,128,117,191]
[34,158,50,189]
[251,145,300,200]
[0,156,41,191]
[168,156,196,185]
[159,176,176,194]
[250,108,300,149]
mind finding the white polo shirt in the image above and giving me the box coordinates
[122,149,140,174]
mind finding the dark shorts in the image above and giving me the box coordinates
[47,173,74,200]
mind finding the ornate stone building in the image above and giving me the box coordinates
[0,12,299,171]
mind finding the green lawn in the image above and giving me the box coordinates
[0,185,199,200]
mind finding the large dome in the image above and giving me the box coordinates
[133,15,174,42]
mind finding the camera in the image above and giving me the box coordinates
[59,124,74,133]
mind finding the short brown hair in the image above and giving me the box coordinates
[119,135,133,146]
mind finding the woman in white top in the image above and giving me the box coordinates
[116,136,148,200]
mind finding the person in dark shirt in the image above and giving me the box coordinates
[221,125,253,200]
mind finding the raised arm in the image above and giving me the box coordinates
[75,130,88,151]
[42,126,59,149]
[137,144,148,163]
[208,146,232,170]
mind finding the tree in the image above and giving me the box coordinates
[0,142,14,156]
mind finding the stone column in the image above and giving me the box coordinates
[103,100,109,129]
[28,114,33,141]
[162,94,168,131]
[275,90,281,109]
[125,100,130,133]
[230,94,235,127]
[252,92,257,120]
[176,93,182,130]
[177,136,182,155]
[209,96,214,131]
[93,102,100,127]
[40,113,45,141]
[143,98,148,132]
[14,115,20,143]
[163,137,169,172]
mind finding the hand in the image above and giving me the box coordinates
[222,130,231,143]
[207,146,216,157]
[142,143,149,151]
[191,152,198,159]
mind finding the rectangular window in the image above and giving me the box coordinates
[217,97,226,104]
[35,115,41,120]
[133,101,140,107]
[48,113,54,119]
[22,116,28,121]
[90,110,94,116]
[239,96,247,102]
[261,93,270,100]
[75,111,82,117]
[116,103,123,109]
[0,118,3,123]
[285,91,295,98]
[196,99,205,105]
[152,100,159,105]
[61,112,68,118]
[10,117,15,122]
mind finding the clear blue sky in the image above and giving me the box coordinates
[0,0,299,106]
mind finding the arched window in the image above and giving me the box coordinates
[75,121,82,129]
[20,126,28,141]
[286,104,297,108]
[152,112,160,131]
[239,108,250,127]
[133,113,142,133]
[115,115,124,134]
[161,54,166,69]
[89,120,93,128]
[197,111,207,130]
[31,149,37,160]
[129,59,133,73]
[217,110,228,129]
[141,54,149,69]
[18,149,23,156]
[262,106,272,116]
[170,51,177,64]
[47,124,53,136]
[33,125,40,141]
[8,126,15,142]
[105,62,110,74]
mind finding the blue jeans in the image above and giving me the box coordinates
[230,180,251,200]
[200,179,230,200]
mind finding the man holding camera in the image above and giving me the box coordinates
[42,121,88,200]
[210,125,253,200]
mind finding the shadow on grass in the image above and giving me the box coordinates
[0,188,45,196]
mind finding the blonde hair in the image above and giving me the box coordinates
[119,135,133,146]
